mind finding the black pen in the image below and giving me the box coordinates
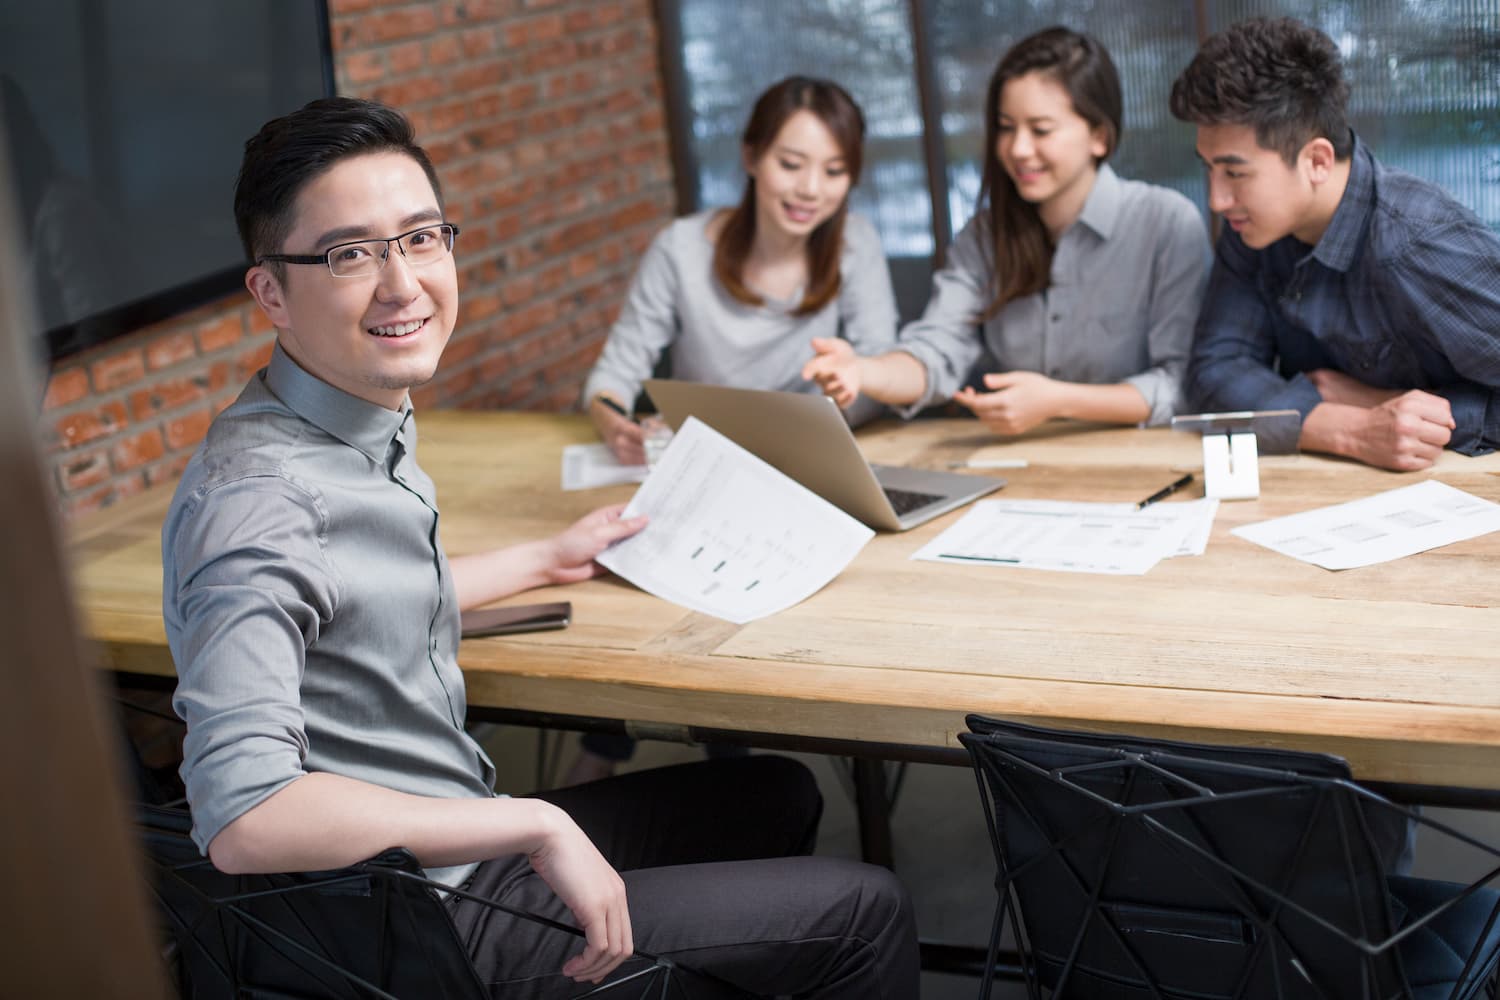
[594,395,633,421]
[1136,473,1194,509]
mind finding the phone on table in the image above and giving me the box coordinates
[459,601,572,638]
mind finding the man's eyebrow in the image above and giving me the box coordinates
[1197,151,1251,166]
[313,210,443,249]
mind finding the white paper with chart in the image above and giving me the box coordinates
[596,417,874,623]
[1231,480,1500,570]
[911,498,1219,575]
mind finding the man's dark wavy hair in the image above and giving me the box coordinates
[1169,17,1352,165]
[234,97,443,277]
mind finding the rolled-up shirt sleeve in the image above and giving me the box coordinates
[894,218,992,415]
[165,476,339,855]
[1123,196,1211,425]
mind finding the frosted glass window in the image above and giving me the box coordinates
[674,0,934,257]
[661,0,1498,275]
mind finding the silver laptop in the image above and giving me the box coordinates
[644,379,1004,532]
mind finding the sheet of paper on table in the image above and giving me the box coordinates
[596,417,874,623]
[911,498,1220,575]
[1231,479,1500,570]
[561,442,648,491]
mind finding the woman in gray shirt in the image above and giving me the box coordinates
[583,76,898,464]
[805,27,1208,434]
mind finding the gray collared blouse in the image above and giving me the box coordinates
[895,165,1210,424]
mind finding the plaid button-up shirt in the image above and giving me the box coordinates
[1187,135,1500,454]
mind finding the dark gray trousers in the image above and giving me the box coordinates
[447,755,919,998]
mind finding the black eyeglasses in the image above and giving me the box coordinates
[258,223,460,278]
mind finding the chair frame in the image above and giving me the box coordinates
[142,804,757,999]
[960,717,1500,1000]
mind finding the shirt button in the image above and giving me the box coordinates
[1050,314,1061,322]
[430,638,438,651]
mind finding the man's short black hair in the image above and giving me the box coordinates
[233,97,443,273]
[1169,16,1353,164]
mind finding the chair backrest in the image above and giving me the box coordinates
[960,716,1412,999]
[141,804,489,999]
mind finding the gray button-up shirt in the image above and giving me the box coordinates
[164,344,495,885]
[897,166,1210,424]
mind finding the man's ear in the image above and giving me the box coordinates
[245,265,289,330]
[1301,136,1337,186]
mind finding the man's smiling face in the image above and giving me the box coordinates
[247,150,459,409]
[1196,123,1322,249]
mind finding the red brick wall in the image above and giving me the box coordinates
[40,0,675,518]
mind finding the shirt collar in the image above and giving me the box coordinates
[1310,133,1372,273]
[264,342,411,464]
[1074,163,1122,241]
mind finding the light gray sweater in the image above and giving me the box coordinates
[583,209,898,413]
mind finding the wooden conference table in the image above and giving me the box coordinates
[69,411,1500,858]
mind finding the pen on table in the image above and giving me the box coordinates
[1135,473,1194,510]
[594,395,633,421]
[947,458,1029,469]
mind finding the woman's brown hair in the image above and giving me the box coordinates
[976,27,1122,320]
[712,76,866,317]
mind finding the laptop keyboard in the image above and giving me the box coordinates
[883,486,945,516]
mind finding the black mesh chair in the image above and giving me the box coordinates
[959,715,1500,999]
[141,804,756,999]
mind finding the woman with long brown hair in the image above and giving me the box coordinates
[805,27,1208,435]
[584,75,897,464]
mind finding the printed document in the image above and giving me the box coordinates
[1231,480,1500,570]
[561,443,647,491]
[597,417,874,623]
[912,498,1219,575]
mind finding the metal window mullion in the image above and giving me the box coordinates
[651,0,702,217]
[908,0,953,264]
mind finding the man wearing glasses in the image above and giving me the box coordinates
[160,96,917,998]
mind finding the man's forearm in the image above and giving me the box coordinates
[1298,401,1362,459]
[208,771,560,874]
[1300,394,1454,471]
[451,541,559,610]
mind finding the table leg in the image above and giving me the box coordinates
[853,758,894,869]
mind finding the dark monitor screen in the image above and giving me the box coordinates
[0,1,334,360]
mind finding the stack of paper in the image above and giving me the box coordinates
[561,443,648,491]
[597,418,874,623]
[1232,480,1500,570]
[912,498,1219,575]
